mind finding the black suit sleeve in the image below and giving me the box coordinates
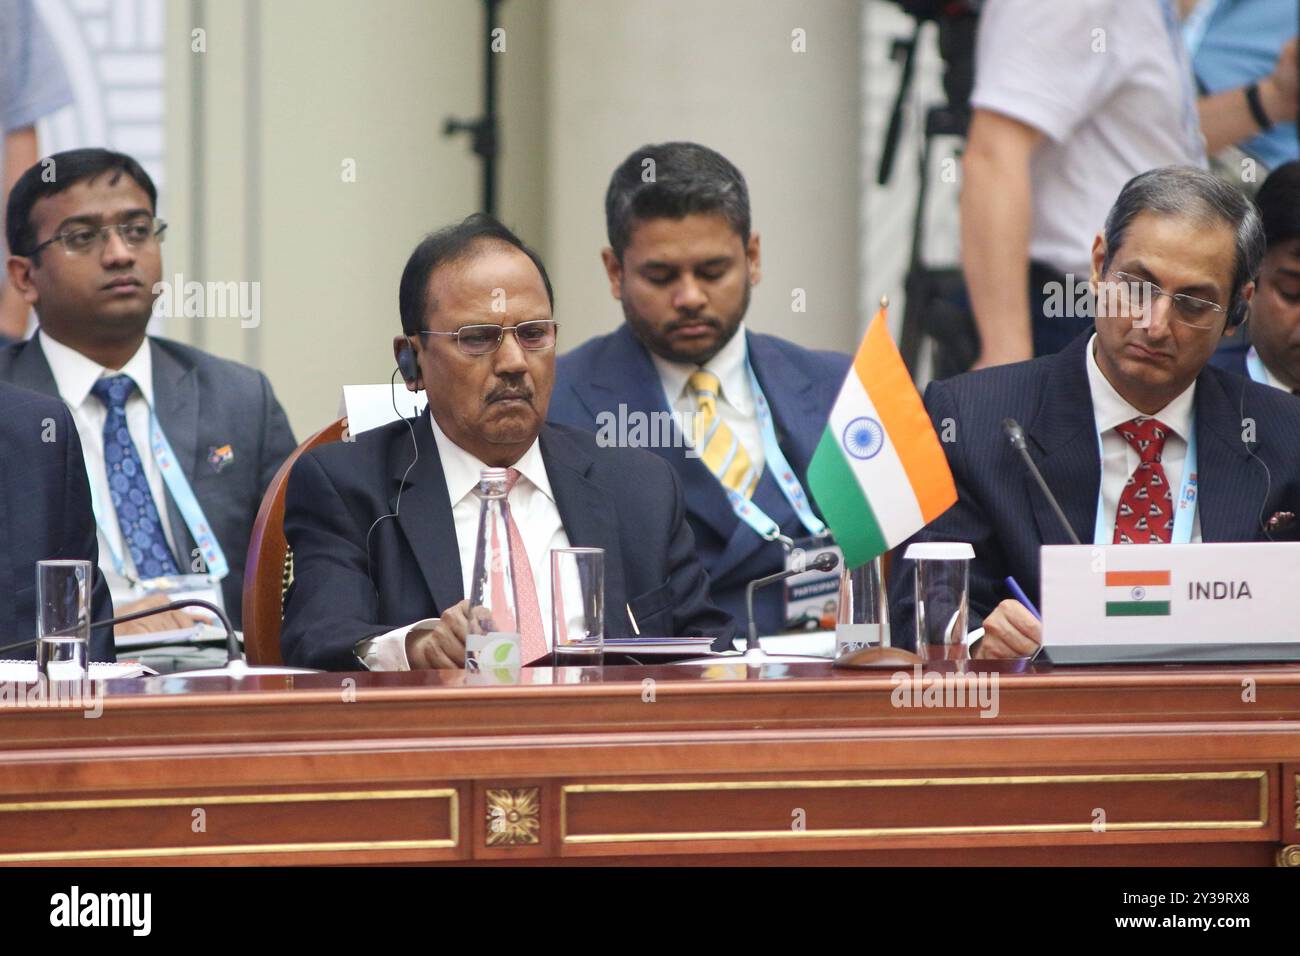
[56,406,115,661]
[659,465,736,650]
[279,451,398,670]
[887,379,1008,650]
[255,371,297,496]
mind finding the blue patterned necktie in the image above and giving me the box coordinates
[90,374,180,579]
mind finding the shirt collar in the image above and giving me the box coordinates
[1248,346,1293,393]
[39,331,155,411]
[649,323,752,412]
[427,412,554,506]
[1085,333,1196,439]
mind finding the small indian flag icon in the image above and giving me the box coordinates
[1104,570,1172,617]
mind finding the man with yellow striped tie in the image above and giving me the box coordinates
[550,142,852,636]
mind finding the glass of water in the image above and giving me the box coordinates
[550,548,604,666]
[904,543,974,661]
[36,560,91,680]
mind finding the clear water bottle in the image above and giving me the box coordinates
[466,467,523,673]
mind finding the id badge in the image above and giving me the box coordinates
[783,536,843,632]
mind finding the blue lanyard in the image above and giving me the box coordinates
[88,410,229,582]
[1181,0,1225,56]
[666,347,827,546]
[1092,414,1198,546]
[1245,347,1270,386]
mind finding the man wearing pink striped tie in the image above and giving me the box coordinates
[279,215,734,672]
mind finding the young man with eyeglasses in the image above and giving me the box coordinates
[279,213,733,671]
[1,148,296,639]
[889,165,1300,660]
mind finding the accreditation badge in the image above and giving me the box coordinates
[783,536,843,632]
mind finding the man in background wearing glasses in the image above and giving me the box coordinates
[1,148,296,641]
[279,214,733,671]
[889,165,1300,660]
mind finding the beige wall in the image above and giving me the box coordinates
[545,0,862,355]
[164,0,860,436]
[165,0,547,437]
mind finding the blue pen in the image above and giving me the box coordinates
[1004,576,1042,621]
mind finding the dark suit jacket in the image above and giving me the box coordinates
[279,415,736,670]
[888,331,1300,650]
[548,325,851,634]
[0,333,297,628]
[1,383,114,660]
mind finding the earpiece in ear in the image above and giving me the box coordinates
[397,342,419,384]
[1228,299,1249,329]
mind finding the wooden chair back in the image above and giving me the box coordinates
[241,417,348,664]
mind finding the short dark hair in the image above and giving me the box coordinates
[6,148,158,257]
[1255,161,1300,249]
[1102,166,1265,311]
[398,213,554,336]
[604,141,751,261]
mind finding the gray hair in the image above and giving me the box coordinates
[1102,166,1265,311]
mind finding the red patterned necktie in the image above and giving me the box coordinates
[502,468,548,664]
[1112,416,1173,544]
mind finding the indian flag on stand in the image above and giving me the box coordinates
[806,303,957,569]
[1105,570,1172,617]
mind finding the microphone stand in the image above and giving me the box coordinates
[0,599,316,677]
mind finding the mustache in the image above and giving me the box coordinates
[485,383,534,403]
[666,315,722,333]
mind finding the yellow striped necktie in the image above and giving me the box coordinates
[688,369,759,498]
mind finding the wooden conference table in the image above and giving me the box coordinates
[2,656,1300,866]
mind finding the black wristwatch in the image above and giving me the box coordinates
[1245,82,1274,132]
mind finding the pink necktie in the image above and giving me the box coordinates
[504,468,548,664]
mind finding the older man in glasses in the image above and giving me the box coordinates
[1,148,296,643]
[889,165,1300,660]
[279,213,734,671]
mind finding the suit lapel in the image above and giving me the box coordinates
[540,426,628,632]
[391,413,465,613]
[150,340,201,564]
[1025,334,1100,546]
[1194,370,1266,542]
[569,325,739,544]
[747,332,821,475]
[9,334,60,396]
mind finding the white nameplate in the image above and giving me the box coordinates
[339,384,428,437]
[1041,543,1300,647]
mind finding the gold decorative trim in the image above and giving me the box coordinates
[0,788,458,864]
[561,772,1268,845]
[1293,773,1299,830]
[1278,844,1300,867]
[485,788,541,846]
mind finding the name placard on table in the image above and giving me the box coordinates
[1040,543,1300,664]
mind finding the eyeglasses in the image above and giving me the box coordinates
[29,217,167,257]
[1100,270,1227,330]
[418,319,559,356]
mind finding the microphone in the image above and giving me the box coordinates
[1002,418,1081,545]
[745,551,839,652]
[0,599,315,676]
[0,599,237,661]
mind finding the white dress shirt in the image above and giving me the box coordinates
[40,332,182,601]
[358,414,571,670]
[1247,346,1295,394]
[1085,334,1202,543]
[650,324,765,476]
